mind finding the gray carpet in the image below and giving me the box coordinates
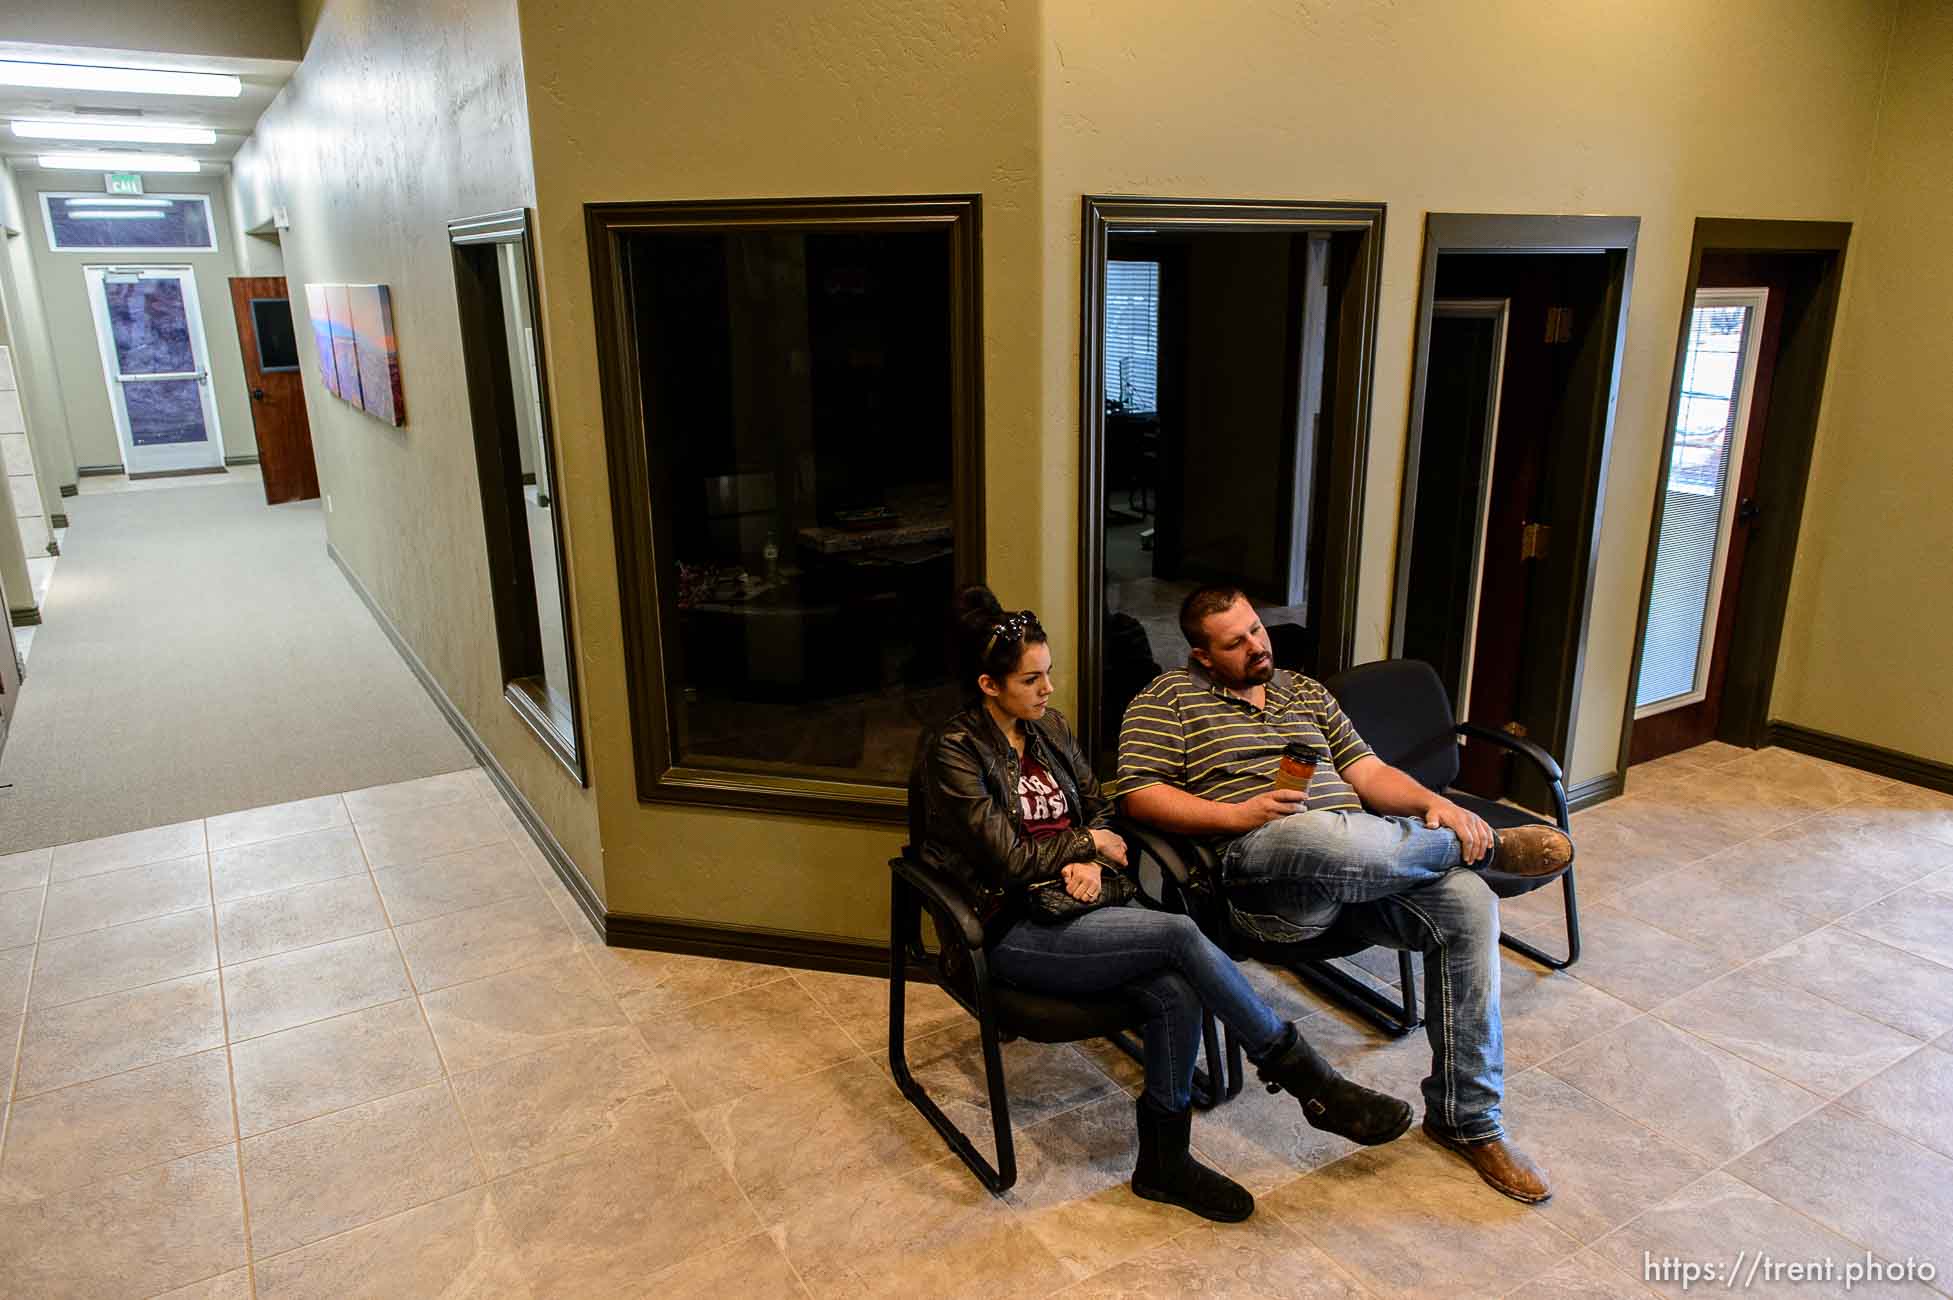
[0,481,471,854]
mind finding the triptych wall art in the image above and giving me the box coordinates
[305,282,406,426]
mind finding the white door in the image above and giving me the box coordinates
[83,266,225,475]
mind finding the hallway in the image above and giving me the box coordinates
[0,479,469,854]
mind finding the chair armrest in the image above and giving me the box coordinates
[890,855,987,951]
[1112,819,1220,913]
[1455,722,1564,785]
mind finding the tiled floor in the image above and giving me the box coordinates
[1,747,1951,1297]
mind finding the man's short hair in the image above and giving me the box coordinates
[1179,585,1247,648]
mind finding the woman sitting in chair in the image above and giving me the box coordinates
[916,586,1412,1222]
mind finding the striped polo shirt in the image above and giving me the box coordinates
[1115,662,1375,813]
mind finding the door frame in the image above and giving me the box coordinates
[83,264,226,475]
[1389,213,1639,792]
[1616,219,1850,779]
[1078,195,1388,755]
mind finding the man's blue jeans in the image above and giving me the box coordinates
[1221,811,1506,1144]
[990,906,1287,1112]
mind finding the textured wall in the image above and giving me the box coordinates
[232,0,604,892]
[3,0,301,60]
[1041,0,1899,787]
[1773,0,1953,760]
[0,161,78,494]
[518,0,1042,934]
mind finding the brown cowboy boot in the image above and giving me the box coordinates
[1423,1120,1553,1203]
[1486,825,1574,878]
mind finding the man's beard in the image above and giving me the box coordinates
[1217,654,1276,690]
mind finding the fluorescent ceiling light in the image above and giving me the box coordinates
[37,152,200,173]
[66,197,170,207]
[72,210,163,220]
[12,120,216,145]
[0,61,241,98]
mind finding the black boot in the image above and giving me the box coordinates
[1130,1094,1254,1222]
[1253,1023,1413,1146]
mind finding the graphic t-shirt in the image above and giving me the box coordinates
[1017,753,1075,840]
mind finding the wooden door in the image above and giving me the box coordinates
[228,277,319,505]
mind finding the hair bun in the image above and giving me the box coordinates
[951,583,1004,627]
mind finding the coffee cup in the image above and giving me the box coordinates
[1273,742,1316,794]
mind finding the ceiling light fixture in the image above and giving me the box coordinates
[36,152,201,173]
[11,120,217,145]
[66,197,171,207]
[72,210,165,220]
[0,61,241,98]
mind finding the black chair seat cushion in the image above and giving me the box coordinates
[991,983,1144,1043]
[1445,790,1568,898]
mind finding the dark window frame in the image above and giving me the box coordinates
[585,194,985,823]
[448,206,588,784]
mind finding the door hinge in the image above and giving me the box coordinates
[1544,306,1574,344]
[1520,521,1551,560]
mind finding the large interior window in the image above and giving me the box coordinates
[589,196,982,819]
[42,194,217,252]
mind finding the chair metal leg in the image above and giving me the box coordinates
[1397,950,1420,1025]
[1498,869,1582,971]
[1105,1011,1235,1109]
[1287,958,1422,1037]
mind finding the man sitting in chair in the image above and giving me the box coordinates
[1116,585,1573,1203]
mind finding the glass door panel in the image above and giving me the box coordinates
[84,266,225,475]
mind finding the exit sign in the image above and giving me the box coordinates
[104,172,144,195]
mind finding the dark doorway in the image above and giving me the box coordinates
[1081,198,1387,771]
[227,275,319,506]
[1392,216,1638,812]
[1623,222,1849,770]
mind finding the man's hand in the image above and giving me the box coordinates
[1423,798,1494,864]
[1232,788,1308,832]
[1061,859,1103,902]
[1088,828,1129,866]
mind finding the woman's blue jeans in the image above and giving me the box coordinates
[989,905,1286,1112]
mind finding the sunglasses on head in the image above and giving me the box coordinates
[984,609,1040,660]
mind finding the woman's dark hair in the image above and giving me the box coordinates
[950,585,1047,701]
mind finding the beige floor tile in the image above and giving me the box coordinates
[356,799,507,870]
[1183,1057,1361,1195]
[1630,766,1833,831]
[419,951,625,1074]
[1507,1249,1664,1300]
[793,968,966,1050]
[253,1185,532,1300]
[1750,926,1953,1040]
[40,856,209,940]
[644,1231,808,1299]
[1842,884,1953,968]
[0,944,30,1015]
[1261,1135,1578,1299]
[209,825,367,902]
[636,976,863,1110]
[49,819,206,882]
[230,997,443,1137]
[1731,1107,1953,1280]
[371,840,543,927]
[1062,1211,1370,1299]
[205,795,349,853]
[694,1056,942,1227]
[780,1155,1071,1300]
[1592,1170,1925,1299]
[215,873,387,965]
[0,847,50,894]
[0,1146,246,1298]
[1563,799,1747,900]
[1612,862,1826,960]
[241,1080,482,1258]
[0,886,41,947]
[1836,1045,1953,1160]
[1541,1015,1823,1162]
[342,770,482,823]
[0,1048,233,1202]
[1498,1069,1711,1245]
[30,909,217,1008]
[1524,903,1739,1010]
[1499,965,1642,1070]
[596,946,794,1018]
[1656,966,1923,1097]
[874,1021,1116,1165]
[1838,781,1953,848]
[491,1092,758,1290]
[394,894,574,992]
[452,1024,673,1177]
[1720,816,1951,905]
[154,1269,254,1299]
[0,1012,19,1100]
[15,970,226,1097]
[222,929,413,1041]
[1715,748,1892,809]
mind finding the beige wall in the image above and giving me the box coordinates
[3,0,300,61]
[1773,0,1953,761]
[226,136,287,277]
[0,162,79,493]
[231,0,604,893]
[18,170,257,470]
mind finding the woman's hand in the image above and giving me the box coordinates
[1088,828,1128,866]
[1061,860,1103,902]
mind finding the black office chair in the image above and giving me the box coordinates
[888,749,1228,1195]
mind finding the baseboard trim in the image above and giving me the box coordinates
[1566,772,1623,812]
[49,512,67,529]
[326,542,607,933]
[76,463,123,477]
[224,454,260,467]
[9,606,40,628]
[58,483,76,498]
[606,912,904,979]
[129,466,227,482]
[1766,721,1953,796]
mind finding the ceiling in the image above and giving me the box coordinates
[0,42,296,173]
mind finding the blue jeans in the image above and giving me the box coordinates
[1223,812,1506,1144]
[990,905,1287,1112]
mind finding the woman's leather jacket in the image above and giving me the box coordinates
[912,702,1113,940]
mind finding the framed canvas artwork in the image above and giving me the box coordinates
[324,284,362,410]
[305,283,339,398]
[347,283,405,426]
